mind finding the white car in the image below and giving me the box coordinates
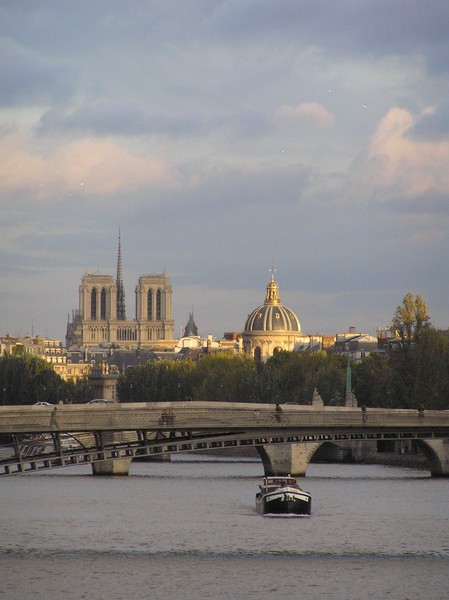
[87,399,115,404]
[34,402,52,406]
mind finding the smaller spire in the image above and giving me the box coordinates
[183,310,198,337]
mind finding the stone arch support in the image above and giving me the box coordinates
[92,458,132,476]
[414,438,449,477]
[256,442,321,477]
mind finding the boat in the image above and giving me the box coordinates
[255,475,311,516]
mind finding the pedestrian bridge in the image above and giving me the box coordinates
[1,401,449,477]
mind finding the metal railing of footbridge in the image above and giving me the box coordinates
[1,401,449,476]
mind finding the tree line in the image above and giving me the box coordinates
[0,351,94,406]
[1,293,448,409]
[116,351,348,405]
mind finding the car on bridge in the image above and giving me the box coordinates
[87,399,115,404]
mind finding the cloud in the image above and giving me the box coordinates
[357,107,449,200]
[0,36,73,106]
[0,130,180,199]
[410,104,449,141]
[211,1,449,72]
[274,103,334,128]
[37,104,201,138]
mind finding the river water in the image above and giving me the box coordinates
[1,456,448,599]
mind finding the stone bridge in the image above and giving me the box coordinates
[1,401,448,477]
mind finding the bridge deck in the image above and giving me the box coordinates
[1,402,449,476]
[1,401,449,434]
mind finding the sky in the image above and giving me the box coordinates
[1,0,449,342]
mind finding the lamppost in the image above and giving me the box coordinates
[2,387,5,406]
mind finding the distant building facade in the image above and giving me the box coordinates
[9,335,86,382]
[65,235,174,349]
[332,327,378,361]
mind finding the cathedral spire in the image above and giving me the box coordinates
[116,228,126,320]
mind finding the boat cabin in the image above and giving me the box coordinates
[259,476,299,492]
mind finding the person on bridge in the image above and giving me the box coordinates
[275,403,282,422]
[361,405,367,425]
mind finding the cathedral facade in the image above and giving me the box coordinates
[65,236,174,349]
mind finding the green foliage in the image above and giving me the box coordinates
[353,293,449,409]
[193,353,257,402]
[116,350,346,406]
[64,378,96,404]
[0,354,67,405]
[117,358,197,403]
[392,292,430,343]
[263,351,346,405]
[388,327,449,409]
[353,353,394,407]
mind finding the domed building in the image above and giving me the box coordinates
[242,273,302,361]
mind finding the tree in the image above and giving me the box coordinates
[263,350,346,405]
[193,353,257,402]
[353,353,394,407]
[65,378,95,404]
[117,358,197,403]
[390,292,431,408]
[405,328,449,409]
[392,292,430,343]
[0,354,66,405]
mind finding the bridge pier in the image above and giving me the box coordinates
[415,438,449,477]
[257,442,321,477]
[91,432,136,476]
[92,458,132,476]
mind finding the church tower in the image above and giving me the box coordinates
[135,271,174,341]
[66,233,175,349]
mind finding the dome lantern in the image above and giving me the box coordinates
[264,274,280,306]
[243,273,301,335]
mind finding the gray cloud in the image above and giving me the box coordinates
[0,37,74,105]
[37,104,201,137]
[210,1,449,66]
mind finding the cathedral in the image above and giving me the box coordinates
[65,235,174,349]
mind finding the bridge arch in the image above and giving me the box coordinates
[256,442,322,477]
[413,439,449,477]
